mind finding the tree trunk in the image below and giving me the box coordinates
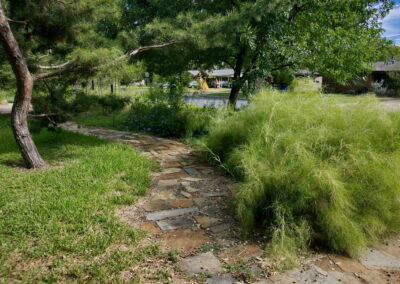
[111,83,114,94]
[229,47,247,107]
[229,83,242,106]
[91,79,95,90]
[0,3,46,169]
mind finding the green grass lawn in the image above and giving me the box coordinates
[0,116,162,282]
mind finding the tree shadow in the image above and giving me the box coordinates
[0,127,111,169]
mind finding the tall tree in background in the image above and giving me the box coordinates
[0,0,178,169]
[124,0,394,106]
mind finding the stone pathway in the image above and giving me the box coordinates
[0,103,12,115]
[61,121,400,284]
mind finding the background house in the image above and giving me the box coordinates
[322,60,400,94]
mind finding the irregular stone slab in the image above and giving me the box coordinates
[142,199,193,212]
[158,179,180,187]
[201,169,214,175]
[193,198,207,206]
[203,192,229,198]
[146,207,199,221]
[374,235,400,258]
[156,217,195,231]
[168,199,194,208]
[164,161,181,168]
[159,171,189,180]
[152,190,176,200]
[209,224,231,234]
[186,186,199,193]
[162,230,209,252]
[194,216,220,229]
[140,221,161,234]
[181,252,223,275]
[180,191,192,199]
[205,274,236,284]
[269,266,341,284]
[161,168,183,174]
[219,243,263,264]
[184,167,201,177]
[360,249,400,270]
[182,177,203,182]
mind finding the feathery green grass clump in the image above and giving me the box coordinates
[204,90,400,266]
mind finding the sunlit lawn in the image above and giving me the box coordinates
[0,116,163,282]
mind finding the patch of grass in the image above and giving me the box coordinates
[204,89,400,268]
[0,116,157,282]
[0,90,13,104]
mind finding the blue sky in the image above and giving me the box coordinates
[382,0,400,45]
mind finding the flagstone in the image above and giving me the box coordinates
[181,252,223,275]
[140,221,161,234]
[159,171,189,180]
[142,199,193,212]
[161,230,209,252]
[158,179,180,187]
[218,243,263,264]
[194,216,220,229]
[156,217,195,231]
[183,167,201,177]
[146,207,199,221]
[209,224,231,234]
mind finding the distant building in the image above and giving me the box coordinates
[187,69,235,88]
[322,60,400,94]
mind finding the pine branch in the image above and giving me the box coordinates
[34,41,183,81]
[34,61,73,70]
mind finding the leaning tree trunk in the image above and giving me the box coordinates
[229,47,247,108]
[0,2,46,169]
[229,82,242,107]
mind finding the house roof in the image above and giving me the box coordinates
[187,69,235,78]
[373,60,400,72]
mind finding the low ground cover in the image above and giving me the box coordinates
[204,89,400,268]
[0,116,160,282]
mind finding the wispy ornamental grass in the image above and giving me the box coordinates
[204,90,400,268]
[0,117,158,282]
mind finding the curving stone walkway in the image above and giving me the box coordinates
[61,121,400,284]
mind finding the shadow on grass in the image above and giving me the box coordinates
[0,117,110,168]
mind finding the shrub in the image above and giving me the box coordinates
[98,94,131,114]
[371,80,387,97]
[125,101,214,138]
[204,89,400,267]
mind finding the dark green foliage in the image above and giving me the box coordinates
[204,89,400,266]
[271,69,295,89]
[98,95,131,115]
[385,72,400,97]
[148,73,191,105]
[122,0,394,105]
[126,102,214,138]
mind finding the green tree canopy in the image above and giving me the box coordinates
[123,0,395,105]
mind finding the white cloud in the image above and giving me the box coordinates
[382,4,400,44]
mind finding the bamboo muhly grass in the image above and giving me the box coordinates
[205,90,400,268]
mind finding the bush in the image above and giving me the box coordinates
[126,101,214,138]
[371,80,387,97]
[98,94,131,114]
[204,89,400,266]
